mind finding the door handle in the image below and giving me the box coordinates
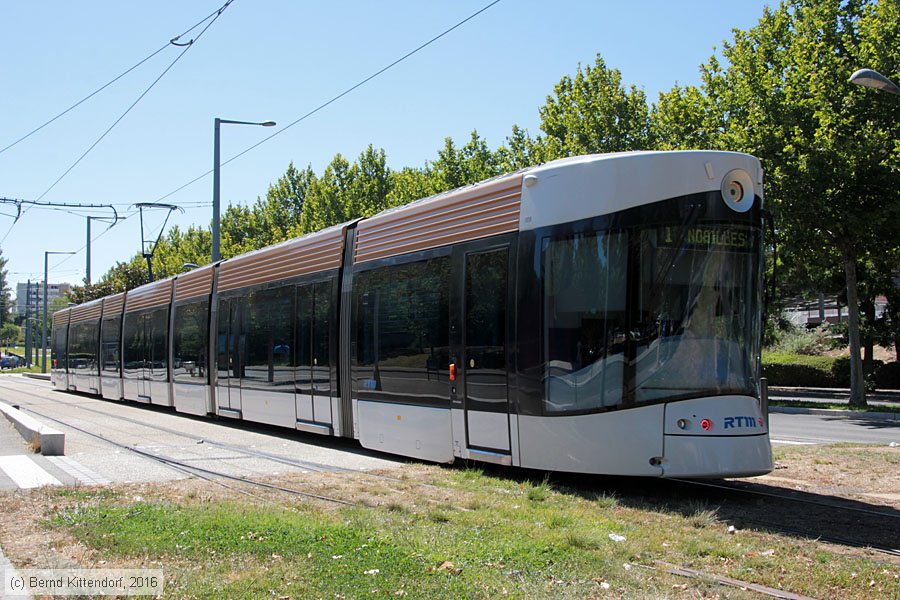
[449,363,457,382]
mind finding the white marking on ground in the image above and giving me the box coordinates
[0,542,33,600]
[771,439,817,445]
[0,455,61,489]
[46,456,111,485]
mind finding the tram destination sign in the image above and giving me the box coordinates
[661,225,755,251]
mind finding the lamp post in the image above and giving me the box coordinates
[42,250,76,373]
[849,68,900,96]
[212,118,276,263]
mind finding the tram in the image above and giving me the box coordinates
[51,151,773,477]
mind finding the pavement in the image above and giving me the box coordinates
[0,374,403,494]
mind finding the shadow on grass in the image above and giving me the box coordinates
[450,460,900,554]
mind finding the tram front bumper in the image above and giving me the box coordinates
[660,432,773,478]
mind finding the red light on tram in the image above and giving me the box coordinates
[700,419,712,431]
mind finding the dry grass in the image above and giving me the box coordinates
[0,448,896,599]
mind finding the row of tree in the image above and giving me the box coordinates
[70,0,899,406]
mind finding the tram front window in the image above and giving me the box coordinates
[633,224,760,402]
[542,221,761,412]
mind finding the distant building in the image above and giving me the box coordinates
[784,294,887,327]
[14,282,72,316]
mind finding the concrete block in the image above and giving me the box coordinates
[0,401,65,455]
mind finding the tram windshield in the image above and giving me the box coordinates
[633,224,761,403]
[543,221,761,413]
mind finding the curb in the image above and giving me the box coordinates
[0,401,65,455]
[23,373,51,381]
[769,406,899,421]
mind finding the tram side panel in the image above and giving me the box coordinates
[350,251,455,463]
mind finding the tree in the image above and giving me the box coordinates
[68,257,149,303]
[0,249,10,327]
[689,0,900,406]
[0,323,19,346]
[534,54,655,158]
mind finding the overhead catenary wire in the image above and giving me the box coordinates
[33,0,502,275]
[152,0,503,205]
[0,1,235,157]
[1,0,236,245]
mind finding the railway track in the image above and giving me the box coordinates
[0,379,435,506]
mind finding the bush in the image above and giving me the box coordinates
[762,352,849,387]
[875,362,900,390]
[763,352,899,389]
[765,323,831,356]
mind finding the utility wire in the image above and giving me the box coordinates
[153,0,502,205]
[49,0,501,273]
[1,0,235,245]
[0,2,234,157]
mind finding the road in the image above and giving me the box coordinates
[769,411,899,446]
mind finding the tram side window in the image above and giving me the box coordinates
[353,256,450,406]
[122,312,145,377]
[69,321,99,375]
[147,308,169,381]
[51,324,67,371]
[172,300,208,384]
[101,316,121,376]
[243,286,293,391]
[542,231,627,413]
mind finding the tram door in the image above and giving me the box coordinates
[216,298,244,415]
[294,281,333,427]
[460,247,511,453]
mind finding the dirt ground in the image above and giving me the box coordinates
[755,444,900,507]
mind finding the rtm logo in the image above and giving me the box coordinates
[724,416,764,429]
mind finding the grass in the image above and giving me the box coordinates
[39,468,898,600]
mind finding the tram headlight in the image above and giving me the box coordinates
[721,169,754,213]
[676,418,689,430]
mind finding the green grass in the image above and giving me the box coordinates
[43,471,898,599]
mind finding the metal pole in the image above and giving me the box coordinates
[42,253,48,373]
[24,280,31,368]
[212,117,221,263]
[86,217,92,285]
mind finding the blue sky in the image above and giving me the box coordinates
[0,0,772,294]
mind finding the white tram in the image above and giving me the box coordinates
[51,151,773,477]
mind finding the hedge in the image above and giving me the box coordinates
[762,353,849,387]
[875,361,900,389]
[762,352,899,390]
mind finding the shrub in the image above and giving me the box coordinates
[763,353,898,390]
[875,362,900,390]
[762,353,847,387]
[765,323,831,356]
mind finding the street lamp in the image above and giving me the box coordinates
[42,250,76,373]
[212,118,276,262]
[849,68,900,96]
